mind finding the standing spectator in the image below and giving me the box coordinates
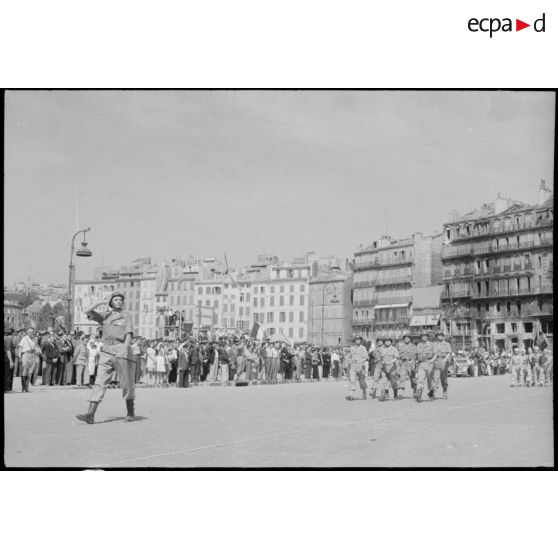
[311,346,320,380]
[292,346,301,381]
[218,340,230,382]
[189,341,202,383]
[73,335,89,386]
[139,339,147,383]
[131,338,141,384]
[63,334,75,385]
[168,342,178,385]
[330,348,340,379]
[243,343,254,381]
[146,341,157,384]
[235,339,246,381]
[177,342,189,388]
[42,332,59,386]
[155,342,167,385]
[4,327,16,392]
[322,348,331,379]
[18,327,40,393]
[87,335,102,386]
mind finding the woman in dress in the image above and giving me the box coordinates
[146,341,157,385]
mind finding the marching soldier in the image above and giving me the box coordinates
[509,346,523,387]
[346,336,369,401]
[397,333,418,397]
[369,338,384,399]
[76,292,136,424]
[432,331,452,399]
[378,337,399,401]
[415,332,436,402]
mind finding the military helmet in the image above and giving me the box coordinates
[108,291,125,308]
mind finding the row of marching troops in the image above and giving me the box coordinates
[347,331,454,402]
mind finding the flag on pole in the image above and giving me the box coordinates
[250,322,265,341]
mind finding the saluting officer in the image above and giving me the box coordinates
[415,332,436,402]
[432,331,452,399]
[378,337,399,401]
[369,338,384,399]
[398,333,418,397]
[76,292,136,424]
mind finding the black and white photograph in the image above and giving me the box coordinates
[3,89,554,469]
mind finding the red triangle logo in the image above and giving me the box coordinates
[516,19,530,31]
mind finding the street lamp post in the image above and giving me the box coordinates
[68,227,92,331]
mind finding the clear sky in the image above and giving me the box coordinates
[4,90,555,285]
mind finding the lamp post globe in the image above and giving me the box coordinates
[68,227,93,332]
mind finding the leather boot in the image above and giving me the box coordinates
[21,377,27,392]
[393,388,398,400]
[76,401,99,424]
[415,388,422,402]
[125,399,135,422]
[369,388,376,399]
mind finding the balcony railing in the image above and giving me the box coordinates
[375,296,413,306]
[442,239,552,260]
[353,299,375,308]
[447,217,553,242]
[471,285,553,299]
[441,289,471,299]
[352,318,374,325]
[353,280,376,288]
[375,276,413,286]
[353,258,413,270]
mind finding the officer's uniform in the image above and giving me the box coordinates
[416,338,435,397]
[347,341,369,399]
[87,307,135,404]
[432,335,452,397]
[398,338,418,394]
[379,343,399,398]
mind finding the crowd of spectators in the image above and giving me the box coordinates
[4,326,552,392]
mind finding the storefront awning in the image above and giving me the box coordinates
[374,303,410,309]
[410,314,440,327]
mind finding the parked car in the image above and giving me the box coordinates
[451,351,473,376]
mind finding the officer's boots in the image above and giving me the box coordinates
[21,377,28,392]
[428,389,435,401]
[393,388,398,400]
[76,402,99,424]
[125,399,135,422]
[415,388,422,402]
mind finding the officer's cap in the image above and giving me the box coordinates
[402,333,411,340]
[353,335,363,342]
[435,330,445,338]
[108,291,125,308]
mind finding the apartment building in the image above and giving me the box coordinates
[440,183,553,350]
[352,232,443,341]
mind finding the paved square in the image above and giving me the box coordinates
[4,375,553,468]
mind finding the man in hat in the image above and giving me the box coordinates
[346,335,369,400]
[4,327,16,392]
[415,332,436,402]
[76,292,136,424]
[397,333,418,397]
[369,338,384,399]
[378,337,399,401]
[432,331,452,399]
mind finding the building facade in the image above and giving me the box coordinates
[308,273,353,346]
[4,300,24,330]
[352,233,443,341]
[440,185,553,351]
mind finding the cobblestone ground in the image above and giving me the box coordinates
[4,374,553,468]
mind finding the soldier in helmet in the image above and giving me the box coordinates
[397,333,418,397]
[76,291,137,424]
[415,332,436,402]
[378,337,399,401]
[369,337,384,399]
[432,331,452,399]
[346,335,369,400]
